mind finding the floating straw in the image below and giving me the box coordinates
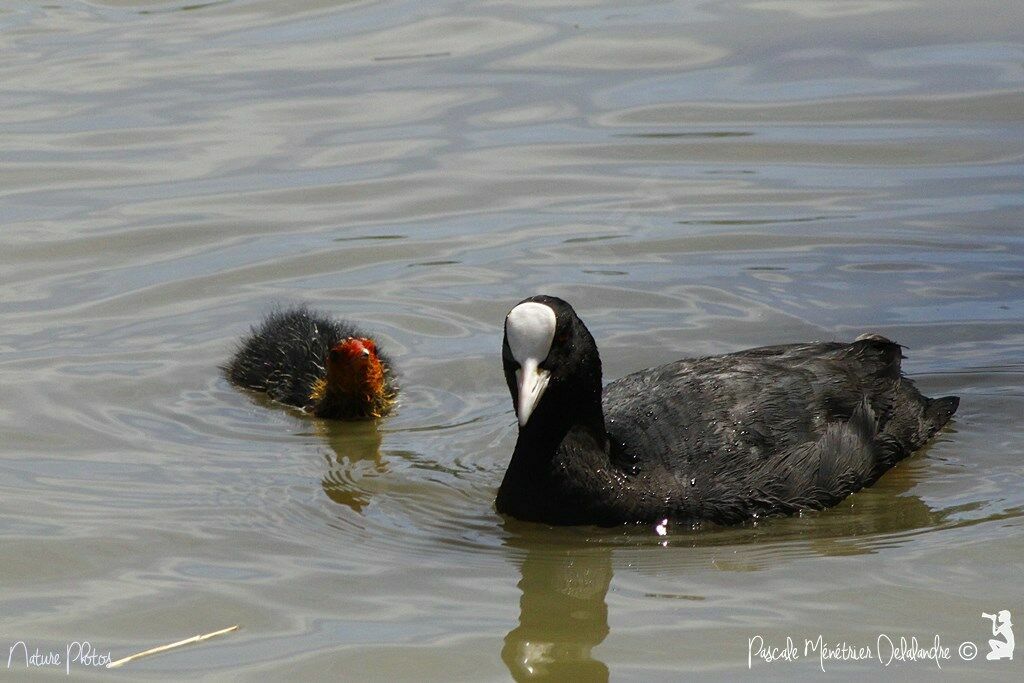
[106,624,239,669]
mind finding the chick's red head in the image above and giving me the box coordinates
[325,337,384,395]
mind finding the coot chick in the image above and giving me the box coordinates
[225,306,396,419]
[498,295,959,527]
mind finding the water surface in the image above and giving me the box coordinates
[2,0,1022,679]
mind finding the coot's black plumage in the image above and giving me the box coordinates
[498,295,959,527]
[224,305,396,419]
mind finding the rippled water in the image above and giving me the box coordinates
[2,0,1022,679]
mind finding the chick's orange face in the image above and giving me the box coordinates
[312,335,391,416]
[325,337,385,396]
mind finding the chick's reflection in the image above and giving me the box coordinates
[319,420,386,512]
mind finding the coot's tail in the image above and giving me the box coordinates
[923,395,959,438]
[897,384,959,452]
[874,380,958,476]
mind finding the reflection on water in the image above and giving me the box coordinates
[496,459,960,681]
[495,452,968,678]
[503,531,612,682]
[319,420,386,513]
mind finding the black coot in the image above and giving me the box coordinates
[225,306,396,419]
[498,295,958,526]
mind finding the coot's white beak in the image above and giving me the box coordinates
[515,358,550,426]
[505,301,557,428]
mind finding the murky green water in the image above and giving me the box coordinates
[2,0,1022,679]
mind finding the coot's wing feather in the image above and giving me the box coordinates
[602,341,912,519]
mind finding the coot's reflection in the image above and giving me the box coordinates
[502,529,613,682]
[318,420,386,512]
[497,456,952,680]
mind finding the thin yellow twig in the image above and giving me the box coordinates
[106,624,239,669]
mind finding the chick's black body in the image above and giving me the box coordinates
[224,306,394,416]
[498,296,959,527]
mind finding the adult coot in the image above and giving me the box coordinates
[498,295,958,526]
[225,306,396,419]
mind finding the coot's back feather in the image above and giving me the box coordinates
[603,340,956,523]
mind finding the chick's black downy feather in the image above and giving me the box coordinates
[224,305,393,411]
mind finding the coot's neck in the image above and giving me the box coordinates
[497,375,614,523]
